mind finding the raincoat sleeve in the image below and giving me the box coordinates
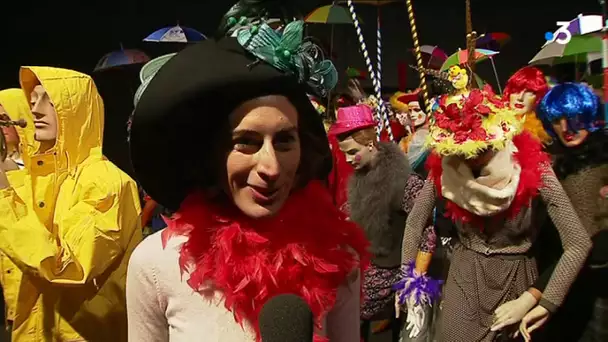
[0,162,141,284]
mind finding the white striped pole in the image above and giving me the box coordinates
[346,0,389,141]
[376,9,394,141]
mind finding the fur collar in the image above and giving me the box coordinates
[348,142,412,256]
[548,130,608,179]
[161,181,370,342]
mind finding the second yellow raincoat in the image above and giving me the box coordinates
[0,67,142,341]
[0,88,38,328]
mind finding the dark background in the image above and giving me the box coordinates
[0,0,602,176]
[0,0,603,88]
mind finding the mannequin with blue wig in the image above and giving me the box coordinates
[537,82,602,148]
[525,82,608,341]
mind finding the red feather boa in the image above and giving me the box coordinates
[426,131,550,227]
[161,181,370,341]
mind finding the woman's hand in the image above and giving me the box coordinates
[491,291,538,331]
[517,305,550,341]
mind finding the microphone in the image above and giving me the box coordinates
[0,119,27,128]
[259,294,314,342]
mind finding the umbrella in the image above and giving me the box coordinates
[305,4,355,24]
[337,0,399,4]
[94,49,150,72]
[346,67,367,79]
[545,14,603,43]
[440,49,499,71]
[529,35,601,65]
[143,25,206,43]
[414,45,448,69]
[475,32,511,49]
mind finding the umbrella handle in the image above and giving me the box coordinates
[489,57,502,94]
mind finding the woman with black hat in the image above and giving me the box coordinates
[125,3,369,342]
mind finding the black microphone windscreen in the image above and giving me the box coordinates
[258,294,313,342]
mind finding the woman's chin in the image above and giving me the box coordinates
[237,201,284,219]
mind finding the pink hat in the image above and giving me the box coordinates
[328,104,376,136]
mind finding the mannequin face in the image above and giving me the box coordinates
[408,101,427,126]
[30,85,58,144]
[509,90,537,114]
[551,117,588,148]
[464,149,496,170]
[396,111,411,128]
[0,107,19,145]
[224,95,301,219]
[338,136,376,170]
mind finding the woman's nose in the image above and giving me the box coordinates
[256,144,280,182]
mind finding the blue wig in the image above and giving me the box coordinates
[537,82,602,137]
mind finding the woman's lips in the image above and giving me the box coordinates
[249,186,278,204]
[514,103,525,109]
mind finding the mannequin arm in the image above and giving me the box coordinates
[537,168,592,312]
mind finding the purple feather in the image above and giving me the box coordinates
[393,261,443,306]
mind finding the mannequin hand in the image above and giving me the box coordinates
[395,293,402,318]
[517,305,550,341]
[404,297,426,338]
[491,291,538,331]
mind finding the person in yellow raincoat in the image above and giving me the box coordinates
[0,88,37,341]
[0,67,142,341]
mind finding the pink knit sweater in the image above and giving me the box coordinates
[126,230,361,341]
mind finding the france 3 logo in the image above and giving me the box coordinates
[545,22,573,45]
[544,14,604,45]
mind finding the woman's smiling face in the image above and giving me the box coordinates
[223,95,301,219]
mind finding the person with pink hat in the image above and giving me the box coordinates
[329,104,433,341]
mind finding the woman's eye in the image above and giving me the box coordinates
[273,135,296,152]
[233,138,261,153]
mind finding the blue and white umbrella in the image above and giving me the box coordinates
[143,25,206,43]
[94,49,150,72]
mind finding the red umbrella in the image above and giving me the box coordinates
[475,32,511,49]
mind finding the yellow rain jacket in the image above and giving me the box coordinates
[0,88,38,326]
[0,67,142,341]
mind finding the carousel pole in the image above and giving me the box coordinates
[405,0,430,113]
[346,0,388,141]
[377,8,394,141]
[465,0,479,89]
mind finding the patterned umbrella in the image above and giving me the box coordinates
[346,66,367,79]
[475,32,511,49]
[440,49,499,71]
[413,45,448,69]
[143,25,206,43]
[94,49,150,72]
[305,4,355,24]
[529,35,601,65]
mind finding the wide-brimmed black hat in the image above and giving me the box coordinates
[129,37,332,210]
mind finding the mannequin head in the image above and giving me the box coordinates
[538,82,601,148]
[30,84,58,152]
[337,127,377,170]
[464,148,497,170]
[503,66,548,115]
[0,108,19,148]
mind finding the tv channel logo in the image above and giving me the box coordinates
[545,21,572,45]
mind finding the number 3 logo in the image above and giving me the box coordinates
[548,21,572,45]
